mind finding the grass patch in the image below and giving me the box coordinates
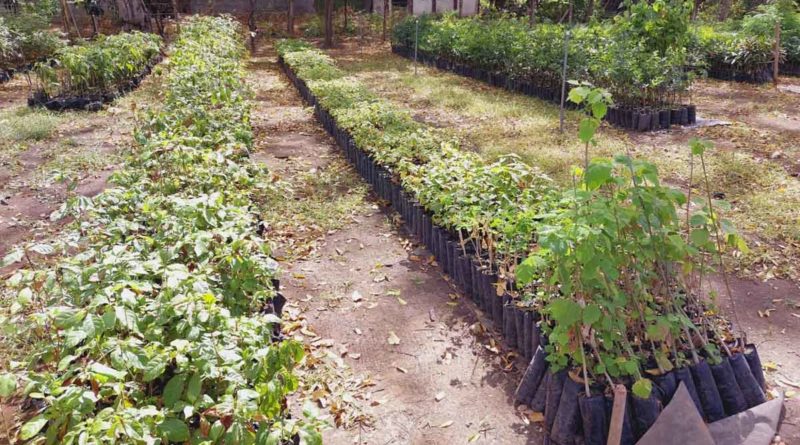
[0,107,62,142]
[261,158,369,259]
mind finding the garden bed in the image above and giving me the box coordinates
[705,61,775,83]
[278,45,770,445]
[391,45,696,132]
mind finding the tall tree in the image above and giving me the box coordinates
[718,0,731,20]
[287,0,294,35]
[529,0,538,25]
[324,0,334,48]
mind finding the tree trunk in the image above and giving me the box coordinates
[248,0,256,52]
[432,0,437,13]
[529,0,538,25]
[382,0,387,40]
[344,0,348,34]
[171,0,181,33]
[691,0,700,20]
[773,20,781,86]
[324,0,334,48]
[287,0,294,35]
[717,0,731,21]
[585,0,593,21]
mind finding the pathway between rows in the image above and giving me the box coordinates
[246,46,538,444]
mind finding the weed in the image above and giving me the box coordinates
[0,107,61,142]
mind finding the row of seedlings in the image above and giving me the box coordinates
[391,14,697,132]
[0,9,63,83]
[276,40,769,445]
[27,31,163,111]
[1,17,321,444]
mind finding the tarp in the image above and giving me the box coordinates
[636,383,784,445]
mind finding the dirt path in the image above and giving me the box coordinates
[0,68,163,263]
[247,46,539,445]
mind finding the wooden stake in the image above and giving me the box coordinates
[606,384,627,445]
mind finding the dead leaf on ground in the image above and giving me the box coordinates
[387,331,401,345]
[396,366,408,373]
[438,420,453,428]
[351,291,363,302]
[435,391,445,402]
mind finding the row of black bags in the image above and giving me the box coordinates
[279,57,769,445]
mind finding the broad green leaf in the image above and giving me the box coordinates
[582,305,602,326]
[578,119,599,144]
[163,374,186,408]
[0,374,16,397]
[548,299,582,326]
[632,378,653,399]
[186,372,202,403]
[89,362,126,381]
[20,415,48,440]
[158,418,190,442]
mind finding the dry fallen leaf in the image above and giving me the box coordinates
[387,331,401,345]
[397,297,407,305]
[529,411,545,423]
[468,432,480,442]
[354,328,362,335]
[438,420,453,428]
[350,353,361,360]
[435,391,446,402]
[351,291,363,302]
[396,366,408,373]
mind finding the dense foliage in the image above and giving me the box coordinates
[1,17,320,444]
[0,0,63,73]
[32,31,162,97]
[278,40,747,397]
[690,0,800,76]
[392,8,694,108]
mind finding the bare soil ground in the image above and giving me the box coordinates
[247,46,540,444]
[0,68,164,263]
[322,39,800,442]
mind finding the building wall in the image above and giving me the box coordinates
[372,0,477,16]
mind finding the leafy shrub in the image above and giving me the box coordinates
[33,31,162,97]
[2,17,321,444]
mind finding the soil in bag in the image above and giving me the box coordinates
[514,346,548,404]
[729,353,766,407]
[691,360,726,422]
[531,371,550,412]
[630,389,662,440]
[710,357,748,416]
[579,394,609,445]
[744,344,766,390]
[551,375,584,445]
[545,370,568,433]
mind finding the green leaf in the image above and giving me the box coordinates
[89,362,126,381]
[690,228,709,246]
[163,374,186,408]
[548,299,582,326]
[584,162,612,190]
[578,119,599,144]
[0,373,16,397]
[583,305,602,326]
[591,101,608,120]
[20,415,48,440]
[568,86,589,104]
[158,418,190,442]
[186,372,202,403]
[1,248,24,267]
[632,378,653,399]
[143,356,168,382]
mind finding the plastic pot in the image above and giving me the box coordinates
[545,370,568,432]
[532,371,550,412]
[690,360,726,422]
[579,394,609,445]
[515,346,548,404]
[514,307,526,352]
[503,302,517,348]
[522,311,533,360]
[630,390,662,440]
[551,375,584,444]
[653,372,678,403]
[675,366,703,414]
[729,353,766,408]
[709,357,748,416]
[744,344,766,391]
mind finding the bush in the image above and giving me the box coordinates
[32,31,162,98]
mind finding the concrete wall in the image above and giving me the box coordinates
[372,0,477,16]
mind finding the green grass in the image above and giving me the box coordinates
[334,47,800,280]
[0,106,62,142]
